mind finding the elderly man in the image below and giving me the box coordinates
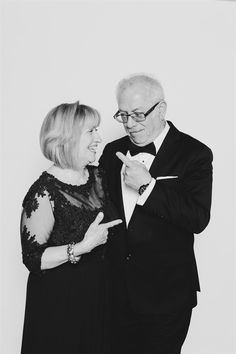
[99,74,213,354]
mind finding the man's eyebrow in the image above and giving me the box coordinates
[119,107,143,113]
[132,107,143,112]
[118,110,128,113]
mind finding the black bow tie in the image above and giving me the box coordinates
[129,142,156,156]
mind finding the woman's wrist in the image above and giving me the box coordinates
[74,239,92,256]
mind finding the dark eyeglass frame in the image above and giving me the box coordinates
[113,100,162,123]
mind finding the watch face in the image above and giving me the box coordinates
[139,183,149,195]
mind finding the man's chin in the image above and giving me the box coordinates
[129,136,147,146]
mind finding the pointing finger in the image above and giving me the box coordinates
[102,219,123,229]
[116,152,132,167]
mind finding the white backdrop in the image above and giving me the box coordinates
[1,1,236,353]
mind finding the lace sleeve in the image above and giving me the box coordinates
[20,187,54,274]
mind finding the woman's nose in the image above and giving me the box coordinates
[94,131,102,143]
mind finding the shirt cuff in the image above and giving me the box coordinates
[137,178,156,206]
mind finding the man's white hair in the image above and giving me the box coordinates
[116,73,165,101]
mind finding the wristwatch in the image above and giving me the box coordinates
[138,182,150,196]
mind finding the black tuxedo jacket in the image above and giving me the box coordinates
[99,121,213,315]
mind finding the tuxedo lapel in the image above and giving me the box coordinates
[149,121,181,177]
[112,136,130,222]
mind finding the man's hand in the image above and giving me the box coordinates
[116,152,152,191]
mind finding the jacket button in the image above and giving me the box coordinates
[126,253,131,261]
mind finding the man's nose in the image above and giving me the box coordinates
[125,115,136,129]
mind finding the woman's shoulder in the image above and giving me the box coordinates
[22,172,52,215]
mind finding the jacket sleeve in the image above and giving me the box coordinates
[142,146,213,234]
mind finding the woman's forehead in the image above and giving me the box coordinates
[83,116,99,128]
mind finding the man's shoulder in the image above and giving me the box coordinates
[103,135,129,152]
[99,135,130,167]
[167,121,213,160]
[169,121,212,156]
[179,130,212,156]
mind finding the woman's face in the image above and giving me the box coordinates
[76,118,102,169]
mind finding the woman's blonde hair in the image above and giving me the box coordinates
[40,101,100,170]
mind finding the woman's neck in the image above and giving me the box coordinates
[47,165,89,186]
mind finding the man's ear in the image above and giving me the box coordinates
[159,101,167,120]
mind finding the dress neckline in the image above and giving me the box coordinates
[42,166,94,189]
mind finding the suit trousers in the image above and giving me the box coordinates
[111,303,192,354]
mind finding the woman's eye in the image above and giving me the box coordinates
[89,128,98,133]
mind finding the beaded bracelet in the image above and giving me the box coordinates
[67,243,79,264]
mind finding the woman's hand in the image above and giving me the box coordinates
[74,212,122,255]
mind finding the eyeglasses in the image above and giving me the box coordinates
[113,101,162,124]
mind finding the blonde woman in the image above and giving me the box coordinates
[20,102,122,354]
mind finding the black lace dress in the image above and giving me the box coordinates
[20,166,116,354]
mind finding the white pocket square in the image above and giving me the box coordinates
[156,176,178,180]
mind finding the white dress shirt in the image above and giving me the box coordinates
[121,122,170,226]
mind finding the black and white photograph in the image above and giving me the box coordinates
[1,1,235,353]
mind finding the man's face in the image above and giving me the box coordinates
[118,84,164,146]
